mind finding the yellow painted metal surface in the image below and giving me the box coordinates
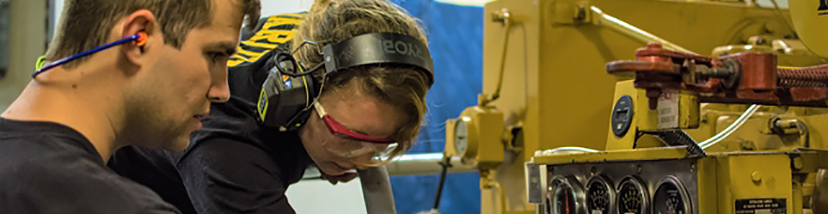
[696,157,718,214]
[532,146,688,164]
[532,149,827,214]
[461,0,809,213]
[717,153,793,214]
[790,0,828,58]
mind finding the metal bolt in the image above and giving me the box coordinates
[740,139,756,151]
[793,156,804,171]
[751,171,762,182]
[590,167,597,176]
[492,8,511,24]
[574,5,586,22]
[690,163,696,173]
[637,165,643,174]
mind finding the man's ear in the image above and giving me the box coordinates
[121,10,157,66]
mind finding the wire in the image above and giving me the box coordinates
[33,33,143,78]
[768,0,797,37]
[548,147,599,153]
[432,155,451,210]
[700,104,761,149]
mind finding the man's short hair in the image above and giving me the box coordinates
[45,0,260,67]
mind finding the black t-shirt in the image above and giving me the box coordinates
[108,40,315,214]
[0,118,180,214]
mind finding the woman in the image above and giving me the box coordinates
[107,0,432,213]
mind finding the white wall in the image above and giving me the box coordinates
[261,0,314,16]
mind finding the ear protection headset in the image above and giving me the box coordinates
[33,31,148,78]
[257,33,434,131]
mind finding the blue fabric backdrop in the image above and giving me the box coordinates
[387,1,484,214]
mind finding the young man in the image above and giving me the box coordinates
[108,0,434,213]
[0,0,259,213]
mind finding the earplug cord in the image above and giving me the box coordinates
[33,32,147,79]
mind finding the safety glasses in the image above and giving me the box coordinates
[314,102,400,166]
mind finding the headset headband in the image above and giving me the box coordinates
[322,33,434,86]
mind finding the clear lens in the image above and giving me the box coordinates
[322,139,400,167]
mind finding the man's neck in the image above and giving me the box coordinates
[2,66,126,162]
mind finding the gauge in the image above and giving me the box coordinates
[454,117,469,156]
[617,176,649,214]
[653,176,691,214]
[550,176,585,214]
[586,176,614,214]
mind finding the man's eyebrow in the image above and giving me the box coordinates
[204,41,238,55]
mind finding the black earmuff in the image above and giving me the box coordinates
[256,33,434,131]
[257,51,320,132]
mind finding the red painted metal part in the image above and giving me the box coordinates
[607,43,828,108]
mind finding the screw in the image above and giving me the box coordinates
[751,171,762,183]
[690,163,696,173]
[637,165,643,174]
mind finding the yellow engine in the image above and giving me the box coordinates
[442,0,828,213]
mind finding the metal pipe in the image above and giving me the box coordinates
[385,153,477,176]
[358,166,397,214]
[481,8,512,106]
[589,6,697,55]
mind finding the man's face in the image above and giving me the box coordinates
[299,87,405,176]
[124,0,242,151]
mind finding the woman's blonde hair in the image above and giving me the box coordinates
[293,0,431,157]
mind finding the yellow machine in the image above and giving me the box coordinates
[442,0,828,213]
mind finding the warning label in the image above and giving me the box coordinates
[735,198,786,214]
[657,90,679,129]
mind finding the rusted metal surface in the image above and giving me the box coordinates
[778,64,828,87]
[609,43,828,108]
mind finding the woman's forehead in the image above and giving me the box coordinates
[322,91,403,138]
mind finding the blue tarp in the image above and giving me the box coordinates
[388,1,484,214]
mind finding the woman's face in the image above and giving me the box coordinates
[298,87,404,176]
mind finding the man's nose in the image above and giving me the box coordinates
[208,69,231,103]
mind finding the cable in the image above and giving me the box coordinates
[699,104,761,149]
[33,32,146,78]
[553,147,599,153]
[768,0,797,37]
[432,155,451,210]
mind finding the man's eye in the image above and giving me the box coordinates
[208,52,226,62]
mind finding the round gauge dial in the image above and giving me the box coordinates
[617,177,648,214]
[586,176,613,214]
[554,183,576,214]
[453,118,468,156]
[550,177,585,214]
[653,177,690,214]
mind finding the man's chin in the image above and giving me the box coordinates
[162,136,191,152]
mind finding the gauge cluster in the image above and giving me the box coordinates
[541,159,697,214]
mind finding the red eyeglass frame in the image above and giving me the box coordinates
[314,103,396,144]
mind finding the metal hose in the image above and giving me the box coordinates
[699,104,761,149]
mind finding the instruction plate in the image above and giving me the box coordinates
[735,198,786,214]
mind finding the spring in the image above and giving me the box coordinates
[777,65,828,87]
